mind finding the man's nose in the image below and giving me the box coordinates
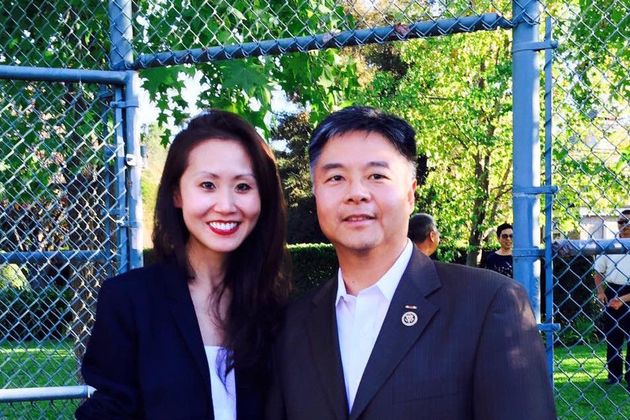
[345,180,370,202]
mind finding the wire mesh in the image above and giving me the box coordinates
[129,0,515,67]
[0,79,122,418]
[545,0,629,417]
[0,0,110,69]
[0,0,627,419]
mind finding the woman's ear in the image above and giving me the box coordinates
[173,188,182,208]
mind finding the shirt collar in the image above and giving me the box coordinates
[335,239,414,305]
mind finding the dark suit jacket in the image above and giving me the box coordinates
[267,249,556,420]
[76,263,264,420]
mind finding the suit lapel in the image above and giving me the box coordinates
[349,250,441,420]
[306,279,349,420]
[161,264,213,409]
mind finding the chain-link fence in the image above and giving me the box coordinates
[0,0,628,419]
[0,78,125,418]
[546,0,629,416]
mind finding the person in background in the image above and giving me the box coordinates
[408,213,440,257]
[267,106,555,419]
[484,222,513,278]
[594,209,630,390]
[76,110,290,419]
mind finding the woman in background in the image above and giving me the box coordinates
[76,110,290,419]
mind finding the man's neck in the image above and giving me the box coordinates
[336,240,408,296]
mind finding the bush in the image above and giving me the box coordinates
[0,264,29,290]
[288,243,337,296]
[0,286,73,341]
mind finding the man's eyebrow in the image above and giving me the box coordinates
[367,161,390,169]
[320,162,344,171]
[319,161,391,170]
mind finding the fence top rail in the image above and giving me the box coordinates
[553,239,630,257]
[134,13,514,69]
[0,385,94,403]
[0,65,128,85]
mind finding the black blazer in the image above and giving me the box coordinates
[76,263,264,420]
[267,249,556,420]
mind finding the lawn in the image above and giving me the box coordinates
[1,341,629,419]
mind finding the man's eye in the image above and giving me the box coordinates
[327,175,343,182]
[370,173,386,180]
[236,183,252,192]
[200,181,215,190]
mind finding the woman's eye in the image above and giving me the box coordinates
[236,183,252,192]
[200,181,215,190]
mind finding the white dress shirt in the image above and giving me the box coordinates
[594,254,630,285]
[335,240,413,411]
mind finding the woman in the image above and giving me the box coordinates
[76,110,290,419]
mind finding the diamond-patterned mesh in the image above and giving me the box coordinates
[130,0,514,67]
[545,0,629,417]
[0,0,110,69]
[0,80,122,418]
[0,0,628,418]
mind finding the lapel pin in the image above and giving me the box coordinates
[404,305,417,310]
[401,311,418,327]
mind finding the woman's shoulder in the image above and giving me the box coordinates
[101,262,183,295]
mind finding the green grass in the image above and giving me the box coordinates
[2,341,630,419]
[555,343,630,419]
[0,341,79,419]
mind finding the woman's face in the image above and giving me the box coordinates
[173,139,261,262]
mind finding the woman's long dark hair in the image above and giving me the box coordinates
[153,110,290,377]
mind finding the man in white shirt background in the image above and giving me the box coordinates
[594,209,630,388]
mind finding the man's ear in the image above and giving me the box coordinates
[173,188,182,208]
[407,178,417,212]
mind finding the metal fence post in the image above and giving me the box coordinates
[109,0,143,270]
[512,0,542,321]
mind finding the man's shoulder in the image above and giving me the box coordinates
[286,279,335,317]
[433,261,520,293]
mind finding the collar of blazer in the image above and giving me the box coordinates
[160,263,214,408]
[307,248,441,420]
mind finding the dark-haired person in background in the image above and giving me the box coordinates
[267,106,555,420]
[408,213,440,257]
[483,222,514,278]
[77,110,291,419]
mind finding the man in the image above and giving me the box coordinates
[408,213,440,257]
[594,209,630,389]
[483,222,513,277]
[267,107,555,419]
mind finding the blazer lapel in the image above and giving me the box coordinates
[349,250,441,420]
[161,264,213,408]
[306,279,349,420]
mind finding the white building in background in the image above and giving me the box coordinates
[579,207,630,240]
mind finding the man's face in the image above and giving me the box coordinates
[618,215,630,238]
[498,228,513,251]
[311,131,416,256]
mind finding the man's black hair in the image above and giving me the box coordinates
[408,213,437,244]
[308,106,417,166]
[496,223,513,238]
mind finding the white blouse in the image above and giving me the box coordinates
[204,346,236,420]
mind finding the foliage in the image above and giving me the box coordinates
[288,243,337,295]
[0,286,73,341]
[140,124,168,249]
[0,264,29,290]
[136,0,361,143]
[352,30,514,264]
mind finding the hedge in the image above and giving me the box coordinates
[0,287,73,341]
